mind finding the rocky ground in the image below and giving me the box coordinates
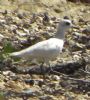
[0,0,90,100]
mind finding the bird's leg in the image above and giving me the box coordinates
[48,63,61,75]
[40,62,46,79]
[48,63,54,74]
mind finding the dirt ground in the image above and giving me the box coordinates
[0,0,90,100]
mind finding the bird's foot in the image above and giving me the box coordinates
[48,67,62,76]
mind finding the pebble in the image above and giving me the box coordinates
[51,75,60,81]
[63,16,69,19]
[22,89,36,96]
[73,32,90,44]
[69,40,85,51]
[73,54,81,61]
[0,19,6,24]
[23,28,30,34]
[73,32,81,36]
[22,88,42,97]
[17,13,24,19]
[10,25,17,31]
[51,16,56,21]
[39,95,56,100]
[37,80,45,87]
[2,71,16,77]
[42,32,53,38]
[82,25,90,34]
[25,79,45,87]
[15,30,28,37]
[79,17,85,22]
[25,79,35,86]
[42,86,54,94]
[0,34,4,42]
[43,12,49,23]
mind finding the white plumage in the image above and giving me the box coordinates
[10,19,73,64]
[11,38,64,63]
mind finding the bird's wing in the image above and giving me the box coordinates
[20,39,55,56]
[10,39,52,58]
[10,38,64,59]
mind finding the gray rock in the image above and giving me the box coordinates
[22,89,36,96]
[22,88,42,97]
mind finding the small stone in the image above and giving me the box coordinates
[22,89,36,96]
[25,79,34,86]
[41,32,49,38]
[38,80,45,87]
[0,34,4,42]
[47,83,56,88]
[54,8,62,13]
[30,13,37,24]
[82,29,88,34]
[10,25,17,31]
[73,32,81,36]
[0,80,5,89]
[79,17,85,22]
[12,16,21,24]
[3,71,11,76]
[17,13,24,19]
[73,54,81,61]
[51,75,60,81]
[63,16,69,19]
[43,12,50,25]
[2,10,7,15]
[42,32,54,39]
[23,28,29,34]
[87,92,90,96]
[22,88,42,97]
[51,17,56,21]
[82,25,90,34]
[70,41,85,51]
[2,71,15,77]
[0,19,6,24]
[16,30,28,37]
[42,86,54,94]
[23,23,31,28]
[39,95,56,100]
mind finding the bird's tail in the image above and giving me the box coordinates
[10,52,22,58]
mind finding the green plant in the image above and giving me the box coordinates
[0,92,5,100]
[0,41,15,61]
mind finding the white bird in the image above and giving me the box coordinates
[10,19,74,76]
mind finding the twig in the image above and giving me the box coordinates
[80,69,90,75]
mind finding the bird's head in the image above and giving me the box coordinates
[59,19,73,31]
[56,18,78,39]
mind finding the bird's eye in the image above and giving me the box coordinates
[65,22,70,25]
